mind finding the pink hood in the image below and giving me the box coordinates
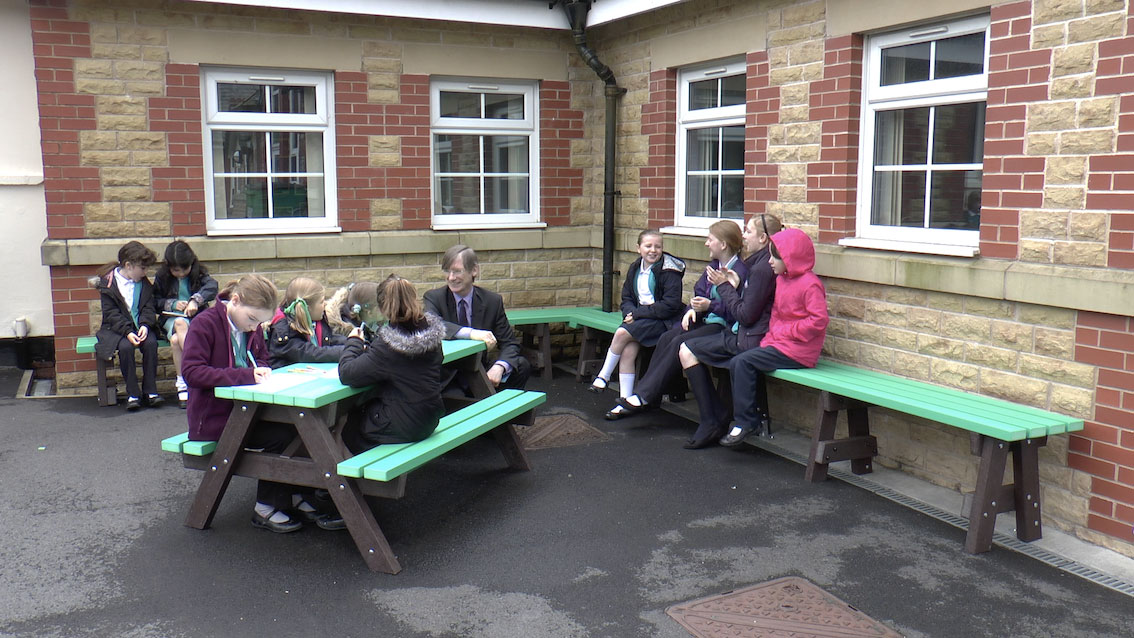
[760,229,828,367]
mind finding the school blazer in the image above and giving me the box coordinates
[94,272,158,360]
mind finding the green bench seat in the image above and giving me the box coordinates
[76,335,171,407]
[337,389,546,481]
[505,306,623,382]
[765,359,1083,554]
[160,432,216,456]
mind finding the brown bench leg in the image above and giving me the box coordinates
[96,355,118,407]
[965,434,1046,553]
[490,409,534,472]
[575,326,604,382]
[1012,437,1044,543]
[806,392,877,482]
[521,324,553,381]
[966,435,1010,553]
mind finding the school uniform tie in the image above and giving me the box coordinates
[458,299,470,327]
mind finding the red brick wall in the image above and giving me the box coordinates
[811,35,861,244]
[746,50,777,218]
[30,0,92,242]
[1087,34,1134,270]
[980,1,1047,260]
[540,80,583,226]
[152,64,205,236]
[642,69,677,229]
[1071,312,1134,544]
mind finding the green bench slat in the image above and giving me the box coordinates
[363,390,544,482]
[160,432,216,456]
[507,308,590,326]
[76,335,170,354]
[770,361,1082,440]
[336,389,525,478]
[565,308,623,333]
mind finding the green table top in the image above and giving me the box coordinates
[214,339,486,409]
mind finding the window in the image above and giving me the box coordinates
[851,15,989,255]
[674,59,746,229]
[431,78,540,229]
[202,68,336,235]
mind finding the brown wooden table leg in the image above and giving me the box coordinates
[966,435,1010,553]
[538,323,552,381]
[184,401,260,529]
[291,405,402,574]
[489,408,533,471]
[1012,437,1045,543]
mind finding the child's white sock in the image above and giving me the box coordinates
[175,375,187,392]
[292,494,316,513]
[596,351,620,382]
[618,373,636,398]
[254,502,291,523]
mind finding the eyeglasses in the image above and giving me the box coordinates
[444,268,468,276]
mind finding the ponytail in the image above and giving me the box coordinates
[377,274,424,326]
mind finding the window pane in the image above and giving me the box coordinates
[929,170,981,229]
[721,175,744,218]
[485,176,529,213]
[485,93,524,119]
[689,78,719,110]
[874,108,929,165]
[935,33,985,79]
[217,83,265,113]
[214,176,268,219]
[872,171,926,226]
[272,177,323,218]
[436,176,480,213]
[932,102,985,164]
[881,42,930,86]
[435,134,481,174]
[686,175,717,217]
[722,125,745,170]
[270,132,323,173]
[721,74,746,106]
[269,85,316,114]
[687,128,720,171]
[440,92,480,118]
[483,136,528,173]
[212,131,267,173]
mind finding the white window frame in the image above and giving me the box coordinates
[430,78,542,230]
[670,59,747,233]
[846,14,989,256]
[201,67,337,235]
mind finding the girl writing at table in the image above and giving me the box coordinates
[338,274,446,455]
[181,274,308,534]
[266,276,348,369]
[153,239,217,409]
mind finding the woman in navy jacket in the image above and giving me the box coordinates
[589,230,685,400]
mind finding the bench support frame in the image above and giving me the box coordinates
[95,354,118,407]
[804,390,1048,554]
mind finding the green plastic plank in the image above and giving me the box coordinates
[76,335,169,354]
[442,339,487,363]
[161,432,189,453]
[506,308,581,325]
[769,361,1081,440]
[566,308,623,333]
[337,389,524,478]
[182,440,216,456]
[362,391,546,481]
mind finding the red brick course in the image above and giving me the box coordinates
[642,69,676,229]
[811,35,861,245]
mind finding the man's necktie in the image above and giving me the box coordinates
[458,299,470,327]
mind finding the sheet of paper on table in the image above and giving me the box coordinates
[228,366,339,395]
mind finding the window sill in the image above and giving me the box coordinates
[838,237,978,257]
[659,225,710,238]
[431,222,548,231]
[206,226,343,236]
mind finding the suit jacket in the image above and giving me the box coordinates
[422,285,523,378]
[94,271,158,360]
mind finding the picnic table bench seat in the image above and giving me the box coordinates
[506,306,623,381]
[766,359,1084,554]
[76,335,171,407]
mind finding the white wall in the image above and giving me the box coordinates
[0,0,53,338]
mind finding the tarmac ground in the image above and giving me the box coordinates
[1,366,1132,638]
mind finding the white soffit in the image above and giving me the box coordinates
[184,0,690,29]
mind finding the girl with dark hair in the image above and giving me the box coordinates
[338,275,446,454]
[153,240,218,408]
[94,241,161,411]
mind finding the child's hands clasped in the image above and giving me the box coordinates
[690,296,711,313]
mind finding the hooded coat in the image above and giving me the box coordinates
[182,300,271,441]
[338,314,446,447]
[266,309,348,369]
[713,245,776,352]
[619,252,686,323]
[760,228,828,367]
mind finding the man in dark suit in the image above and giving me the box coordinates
[423,244,531,391]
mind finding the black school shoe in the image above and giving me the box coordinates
[126,397,142,411]
[251,510,303,534]
[146,394,164,408]
[297,508,345,531]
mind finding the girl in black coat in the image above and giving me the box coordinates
[153,240,218,408]
[589,230,685,400]
[338,275,446,454]
[93,241,161,411]
[266,277,349,369]
[678,214,781,448]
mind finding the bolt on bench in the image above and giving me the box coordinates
[767,360,1084,554]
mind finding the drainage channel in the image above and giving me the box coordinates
[749,436,1134,599]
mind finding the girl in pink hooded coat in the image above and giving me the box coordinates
[721,228,829,447]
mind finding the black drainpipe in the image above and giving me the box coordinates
[559,0,625,312]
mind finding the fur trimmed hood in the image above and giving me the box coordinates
[377,313,445,356]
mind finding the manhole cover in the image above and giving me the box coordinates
[666,577,903,638]
[518,413,611,449]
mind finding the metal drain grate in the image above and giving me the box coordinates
[517,413,611,449]
[667,576,902,637]
[750,437,1134,599]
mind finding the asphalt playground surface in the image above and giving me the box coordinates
[1,366,1131,638]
